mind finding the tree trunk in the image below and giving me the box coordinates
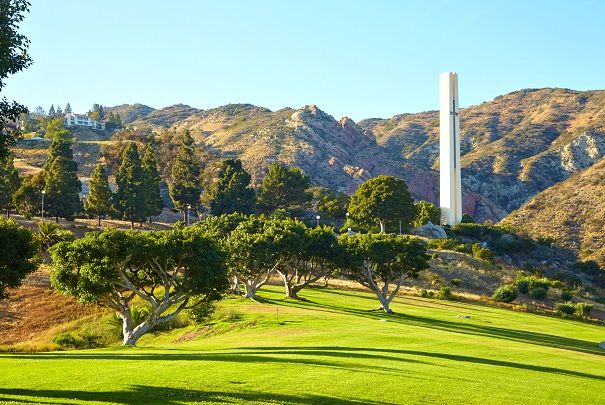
[123,321,152,346]
[97,214,101,227]
[55,216,59,223]
[6,208,9,218]
[376,293,393,313]
[287,284,302,300]
[231,275,240,295]
[130,218,134,229]
[379,220,386,233]
[244,280,258,299]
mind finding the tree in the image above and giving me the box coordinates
[0,0,32,159]
[114,143,145,228]
[48,104,55,116]
[257,162,311,212]
[88,104,105,121]
[276,225,342,299]
[0,218,38,299]
[64,103,72,114]
[44,117,71,140]
[13,172,44,219]
[141,146,163,222]
[317,191,349,220]
[412,201,441,228]
[85,163,113,226]
[55,105,63,116]
[169,131,200,220]
[225,216,306,299]
[0,155,20,217]
[206,158,255,215]
[339,233,429,313]
[43,125,81,221]
[348,175,416,233]
[50,228,227,345]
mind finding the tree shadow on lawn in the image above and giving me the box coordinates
[0,385,393,405]
[242,346,605,382]
[260,295,605,357]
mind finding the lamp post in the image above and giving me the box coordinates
[41,190,45,220]
[315,214,320,227]
[187,205,191,226]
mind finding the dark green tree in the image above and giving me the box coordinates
[412,200,441,228]
[55,105,62,116]
[339,233,429,313]
[317,191,349,220]
[114,142,145,228]
[0,218,38,299]
[64,102,72,114]
[257,162,311,212]
[206,158,255,215]
[141,146,163,222]
[84,163,113,226]
[13,172,44,219]
[0,0,32,159]
[43,125,81,221]
[88,104,105,121]
[48,104,55,116]
[50,228,227,345]
[169,131,200,220]
[348,175,416,233]
[0,155,20,217]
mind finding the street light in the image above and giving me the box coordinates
[315,214,320,227]
[41,190,45,220]
[186,205,191,226]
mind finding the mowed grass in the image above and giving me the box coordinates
[1,285,604,404]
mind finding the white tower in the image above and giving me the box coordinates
[439,72,462,226]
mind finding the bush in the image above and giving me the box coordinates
[418,289,435,298]
[436,286,454,300]
[516,278,530,294]
[189,300,216,324]
[574,302,593,317]
[461,213,475,223]
[52,332,102,349]
[428,238,470,253]
[555,302,575,316]
[516,274,552,294]
[52,332,80,348]
[430,274,441,286]
[560,290,573,301]
[492,285,517,303]
[471,243,495,263]
[450,278,461,286]
[529,287,548,300]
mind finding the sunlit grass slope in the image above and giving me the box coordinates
[1,285,604,404]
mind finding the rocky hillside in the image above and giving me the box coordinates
[360,88,605,214]
[501,157,605,266]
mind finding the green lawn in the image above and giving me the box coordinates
[1,285,604,404]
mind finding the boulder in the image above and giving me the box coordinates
[599,341,605,349]
[412,222,447,239]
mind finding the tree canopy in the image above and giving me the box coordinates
[257,162,311,212]
[0,218,38,299]
[50,228,227,345]
[348,175,416,233]
[141,146,163,221]
[169,131,200,213]
[0,154,20,217]
[114,143,145,227]
[85,163,113,226]
[412,200,441,228]
[339,233,429,313]
[206,158,255,215]
[0,0,32,158]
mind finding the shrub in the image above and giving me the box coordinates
[461,213,475,223]
[492,285,517,303]
[52,332,102,349]
[574,302,593,317]
[471,243,495,263]
[529,287,548,300]
[430,274,441,286]
[450,278,461,286]
[431,253,439,260]
[419,289,435,298]
[436,286,454,300]
[189,300,216,324]
[516,278,530,294]
[79,332,102,349]
[52,332,80,348]
[560,290,573,301]
[555,302,575,316]
[451,223,485,238]
[428,238,470,253]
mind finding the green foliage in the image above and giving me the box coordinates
[0,218,38,299]
[0,155,20,212]
[492,285,518,303]
[418,289,435,298]
[451,278,461,286]
[52,331,102,349]
[461,213,475,223]
[451,223,535,255]
[555,302,575,316]
[43,125,82,220]
[114,143,146,226]
[13,172,44,219]
[0,0,32,158]
[84,163,113,224]
[88,104,105,121]
[191,213,248,240]
[348,175,415,233]
[188,300,216,324]
[339,233,429,312]
[560,290,573,300]
[141,146,164,220]
[50,227,227,345]
[529,287,548,300]
[36,221,74,254]
[428,238,470,253]
[555,302,592,317]
[169,131,201,211]
[412,201,441,228]
[317,191,349,220]
[257,162,311,212]
[206,159,255,215]
[574,302,592,317]
[436,286,454,300]
[471,243,495,263]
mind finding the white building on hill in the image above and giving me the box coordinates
[65,113,105,130]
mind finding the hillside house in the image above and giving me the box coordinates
[65,113,105,130]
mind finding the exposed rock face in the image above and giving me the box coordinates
[412,222,447,239]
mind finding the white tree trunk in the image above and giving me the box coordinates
[244,280,258,299]
[379,220,386,233]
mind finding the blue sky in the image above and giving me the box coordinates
[3,0,604,121]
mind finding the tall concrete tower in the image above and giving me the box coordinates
[439,72,462,226]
